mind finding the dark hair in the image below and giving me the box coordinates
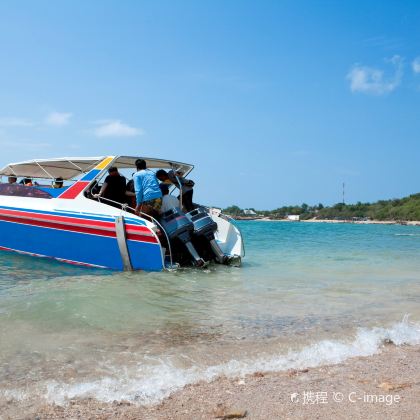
[156,169,168,179]
[108,166,118,174]
[159,183,169,195]
[135,159,146,170]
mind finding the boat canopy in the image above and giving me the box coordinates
[0,156,194,180]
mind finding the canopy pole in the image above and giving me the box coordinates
[34,161,55,179]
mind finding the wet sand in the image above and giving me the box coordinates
[2,344,419,419]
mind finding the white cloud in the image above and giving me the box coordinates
[412,57,420,73]
[346,55,403,95]
[93,120,144,138]
[0,117,33,127]
[45,111,72,126]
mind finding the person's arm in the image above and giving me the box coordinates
[168,170,183,189]
[94,182,108,198]
[134,173,143,214]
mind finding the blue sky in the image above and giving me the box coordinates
[0,1,419,209]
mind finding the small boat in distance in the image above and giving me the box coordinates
[0,156,244,271]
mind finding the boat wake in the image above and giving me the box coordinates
[4,317,413,406]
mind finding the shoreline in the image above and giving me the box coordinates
[4,344,419,419]
[237,217,420,226]
[303,219,420,226]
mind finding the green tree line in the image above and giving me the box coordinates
[223,193,420,221]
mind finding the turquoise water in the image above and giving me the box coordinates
[0,221,420,404]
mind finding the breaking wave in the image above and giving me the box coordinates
[38,317,420,406]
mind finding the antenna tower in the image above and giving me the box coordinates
[342,182,345,204]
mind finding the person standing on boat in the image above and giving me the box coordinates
[8,176,17,184]
[159,183,180,214]
[156,169,195,212]
[94,167,127,208]
[133,159,162,216]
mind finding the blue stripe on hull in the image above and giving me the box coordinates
[127,240,163,271]
[81,169,101,181]
[0,220,163,271]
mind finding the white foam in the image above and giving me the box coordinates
[26,318,420,405]
[0,388,29,401]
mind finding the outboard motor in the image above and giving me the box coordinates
[160,208,206,267]
[186,207,232,264]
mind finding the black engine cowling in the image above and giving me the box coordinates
[160,208,206,267]
[186,207,231,264]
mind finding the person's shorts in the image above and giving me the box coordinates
[141,197,162,211]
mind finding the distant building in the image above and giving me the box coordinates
[243,209,257,215]
[287,215,300,221]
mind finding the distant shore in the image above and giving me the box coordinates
[234,216,420,226]
[302,219,420,226]
[6,343,418,419]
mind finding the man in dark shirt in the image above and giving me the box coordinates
[95,167,127,207]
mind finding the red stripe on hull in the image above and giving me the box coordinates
[59,181,90,199]
[0,214,159,243]
[0,209,154,234]
[0,214,116,237]
[126,233,159,243]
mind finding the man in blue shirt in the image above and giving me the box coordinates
[133,159,162,216]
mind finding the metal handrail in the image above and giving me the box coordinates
[169,163,184,210]
[93,196,174,269]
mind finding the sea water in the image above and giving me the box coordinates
[0,221,419,404]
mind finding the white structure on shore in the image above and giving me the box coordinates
[287,215,300,221]
[244,209,257,216]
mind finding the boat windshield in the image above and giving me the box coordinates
[0,183,54,199]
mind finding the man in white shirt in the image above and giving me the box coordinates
[156,169,195,211]
[159,183,180,214]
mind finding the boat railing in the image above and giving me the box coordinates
[92,196,174,270]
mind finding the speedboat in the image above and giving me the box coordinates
[0,156,244,271]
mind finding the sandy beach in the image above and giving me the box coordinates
[2,343,419,420]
